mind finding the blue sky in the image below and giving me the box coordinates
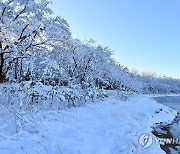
[50,0,180,78]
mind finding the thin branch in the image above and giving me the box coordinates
[25,24,41,51]
[4,45,9,51]
[14,6,26,21]
[1,0,13,17]
[1,7,6,17]
[18,24,29,41]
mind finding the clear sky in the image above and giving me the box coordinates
[50,0,180,78]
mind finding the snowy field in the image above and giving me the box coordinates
[0,95,177,154]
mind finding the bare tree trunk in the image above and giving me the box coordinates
[0,41,5,83]
[14,59,18,80]
[80,58,91,85]
[20,59,23,79]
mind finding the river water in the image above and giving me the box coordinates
[154,96,180,111]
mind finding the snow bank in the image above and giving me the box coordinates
[0,82,108,111]
[0,95,177,154]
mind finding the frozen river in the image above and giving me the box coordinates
[154,96,180,111]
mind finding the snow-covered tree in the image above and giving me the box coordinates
[0,0,70,82]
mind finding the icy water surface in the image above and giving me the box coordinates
[154,96,180,111]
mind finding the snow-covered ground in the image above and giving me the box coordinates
[0,95,177,154]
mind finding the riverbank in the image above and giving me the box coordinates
[0,95,178,153]
[153,96,180,153]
